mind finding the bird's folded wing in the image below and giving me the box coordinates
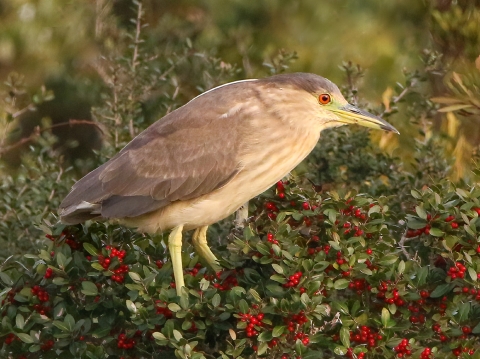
[59,99,246,223]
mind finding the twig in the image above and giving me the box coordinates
[0,119,104,156]
[131,1,143,71]
[398,229,411,260]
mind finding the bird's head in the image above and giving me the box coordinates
[261,73,399,134]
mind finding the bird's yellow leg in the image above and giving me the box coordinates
[168,225,184,296]
[192,226,222,272]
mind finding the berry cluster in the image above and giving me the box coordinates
[420,347,432,359]
[341,200,368,221]
[283,271,303,288]
[265,201,280,220]
[349,326,381,349]
[186,263,203,276]
[408,303,426,324]
[346,348,365,358]
[155,300,173,318]
[342,221,364,237]
[31,285,49,302]
[276,180,286,199]
[452,346,475,356]
[205,269,240,291]
[41,339,54,351]
[284,311,308,332]
[447,262,466,279]
[117,333,136,350]
[1,288,17,306]
[4,333,19,345]
[348,278,371,295]
[266,233,279,245]
[292,331,309,345]
[32,303,51,316]
[393,338,412,357]
[307,244,331,256]
[44,267,54,279]
[460,286,480,301]
[375,282,405,306]
[46,230,81,250]
[238,312,264,338]
[98,246,128,283]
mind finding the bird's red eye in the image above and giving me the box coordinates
[319,94,331,105]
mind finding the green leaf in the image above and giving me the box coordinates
[378,254,398,266]
[381,308,390,327]
[416,266,429,286]
[472,321,480,334]
[152,332,167,340]
[249,288,262,302]
[56,252,67,268]
[368,205,381,216]
[199,278,210,291]
[429,228,444,237]
[239,299,249,314]
[64,314,75,331]
[91,263,105,271]
[430,283,455,298]
[332,301,349,315]
[83,243,98,256]
[257,342,268,356]
[272,264,283,274]
[257,331,273,342]
[340,326,350,348]
[411,190,422,199]
[0,272,13,286]
[212,294,221,308]
[270,274,286,283]
[334,346,348,356]
[397,260,405,275]
[360,268,373,275]
[458,302,470,322]
[168,303,181,312]
[126,300,137,313]
[53,320,70,332]
[17,333,34,344]
[173,329,183,341]
[407,218,427,229]
[272,325,286,337]
[15,314,25,329]
[334,279,349,290]
[81,281,98,296]
[91,326,111,338]
[415,206,427,220]
[468,267,477,281]
[128,272,142,283]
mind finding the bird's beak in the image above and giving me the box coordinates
[331,103,399,134]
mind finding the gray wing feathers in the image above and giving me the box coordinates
[59,90,246,224]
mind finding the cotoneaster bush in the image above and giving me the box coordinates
[1,167,480,358]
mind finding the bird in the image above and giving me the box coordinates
[59,72,398,296]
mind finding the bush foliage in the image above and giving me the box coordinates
[1,1,480,359]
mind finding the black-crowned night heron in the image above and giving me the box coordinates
[59,73,398,295]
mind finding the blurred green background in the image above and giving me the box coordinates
[0,0,479,169]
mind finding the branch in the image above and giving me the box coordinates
[131,1,143,71]
[0,119,104,156]
[398,229,412,260]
